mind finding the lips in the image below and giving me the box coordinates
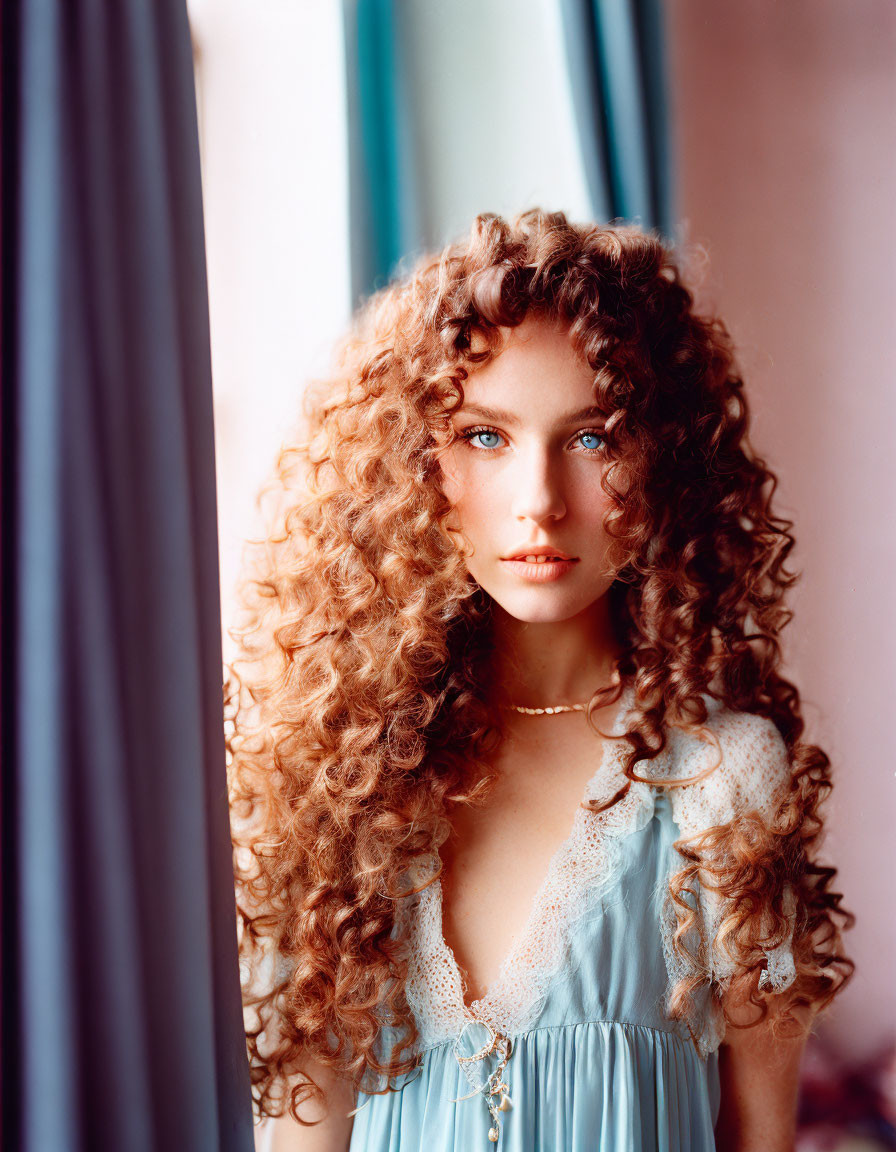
[503,545,576,562]
[509,555,574,564]
[501,554,579,582]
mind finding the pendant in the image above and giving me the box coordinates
[491,1080,512,1112]
[452,1020,513,1145]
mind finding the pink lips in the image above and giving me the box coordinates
[504,544,574,561]
[501,557,580,583]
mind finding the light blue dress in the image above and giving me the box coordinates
[347,691,797,1151]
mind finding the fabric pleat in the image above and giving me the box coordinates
[1,1,254,1148]
[350,1021,719,1151]
[558,0,675,239]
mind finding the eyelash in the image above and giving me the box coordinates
[459,425,607,454]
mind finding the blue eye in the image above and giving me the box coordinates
[578,431,605,452]
[461,427,504,450]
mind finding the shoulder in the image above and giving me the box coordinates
[650,695,792,835]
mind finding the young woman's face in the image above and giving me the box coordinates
[440,314,621,624]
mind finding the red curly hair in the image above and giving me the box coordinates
[225,208,854,1124]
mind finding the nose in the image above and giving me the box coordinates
[509,446,566,524]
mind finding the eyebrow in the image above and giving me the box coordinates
[456,403,605,427]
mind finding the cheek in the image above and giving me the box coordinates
[439,462,477,542]
[570,477,614,524]
[438,447,466,505]
[445,486,492,542]
[439,455,494,523]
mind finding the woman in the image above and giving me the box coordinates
[227,209,854,1151]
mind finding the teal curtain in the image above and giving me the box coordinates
[342,0,674,304]
[0,0,254,1148]
[343,0,424,306]
[559,0,675,239]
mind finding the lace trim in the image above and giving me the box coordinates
[404,685,655,1050]
[402,693,799,1058]
[653,705,799,1056]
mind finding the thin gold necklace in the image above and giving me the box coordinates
[506,701,588,715]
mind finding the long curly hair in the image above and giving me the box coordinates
[225,207,854,1124]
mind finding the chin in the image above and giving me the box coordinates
[485,590,593,625]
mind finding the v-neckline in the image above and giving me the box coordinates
[421,682,638,1034]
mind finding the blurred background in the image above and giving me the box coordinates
[188,1,895,1147]
[2,1,892,1147]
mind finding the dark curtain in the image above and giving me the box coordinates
[0,1,254,1149]
[559,0,675,240]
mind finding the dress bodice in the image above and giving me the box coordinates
[347,689,798,1150]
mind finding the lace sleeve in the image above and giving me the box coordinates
[659,705,798,1052]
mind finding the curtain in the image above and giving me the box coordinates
[343,0,674,306]
[559,0,675,239]
[343,0,424,306]
[0,1,254,1149]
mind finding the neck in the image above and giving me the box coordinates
[488,596,622,707]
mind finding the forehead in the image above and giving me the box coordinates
[461,316,595,402]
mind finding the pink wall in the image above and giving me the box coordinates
[666,1,896,1062]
